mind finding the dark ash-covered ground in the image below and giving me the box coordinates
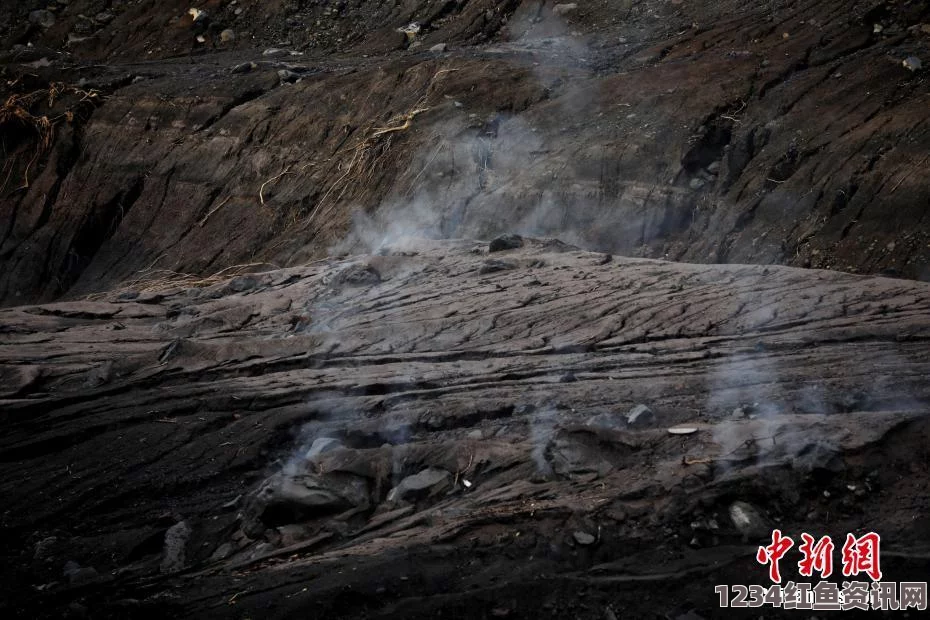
[2,1,930,618]
[3,238,930,618]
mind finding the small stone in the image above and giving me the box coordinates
[429,43,447,53]
[29,10,56,28]
[188,8,208,23]
[232,62,257,74]
[553,3,579,16]
[263,48,287,57]
[34,536,58,560]
[250,542,274,558]
[245,471,370,536]
[387,468,452,503]
[84,360,113,388]
[397,22,421,40]
[306,437,343,459]
[489,233,524,252]
[466,429,483,440]
[573,531,596,546]
[277,524,311,546]
[903,56,922,72]
[728,501,770,540]
[626,404,655,428]
[689,177,706,190]
[585,412,624,431]
[707,160,722,174]
[94,12,114,24]
[160,521,192,574]
[63,561,98,584]
[220,29,236,43]
[209,542,234,561]
[278,69,299,82]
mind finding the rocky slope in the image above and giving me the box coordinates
[2,0,930,308]
[2,237,930,618]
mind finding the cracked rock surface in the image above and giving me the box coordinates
[2,238,929,618]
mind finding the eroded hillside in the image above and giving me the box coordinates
[2,0,929,308]
[2,2,930,619]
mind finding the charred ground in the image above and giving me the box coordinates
[2,1,930,619]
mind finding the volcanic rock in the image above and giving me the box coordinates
[489,234,525,252]
[29,10,56,29]
[626,404,656,428]
[386,468,453,503]
[160,521,192,573]
[728,502,771,541]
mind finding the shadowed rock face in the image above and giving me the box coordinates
[2,238,929,618]
[2,0,930,308]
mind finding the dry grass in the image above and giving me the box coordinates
[294,99,437,235]
[257,68,459,249]
[85,262,278,301]
[0,82,102,194]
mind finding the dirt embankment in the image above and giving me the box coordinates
[1,0,930,308]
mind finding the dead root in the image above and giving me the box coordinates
[85,261,278,300]
[256,68,458,239]
[0,82,103,194]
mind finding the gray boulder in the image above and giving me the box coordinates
[626,404,656,428]
[243,471,369,536]
[306,437,343,459]
[489,234,524,252]
[63,560,98,584]
[387,468,452,503]
[29,10,56,29]
[728,501,771,540]
[160,521,192,573]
